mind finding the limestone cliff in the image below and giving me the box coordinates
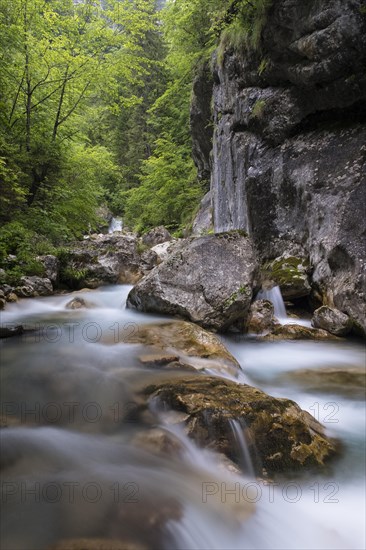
[191,0,366,333]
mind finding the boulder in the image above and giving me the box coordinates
[127,232,258,332]
[141,375,338,475]
[17,276,53,297]
[6,292,18,303]
[141,226,172,247]
[312,306,353,336]
[121,321,241,377]
[37,255,59,283]
[246,300,277,334]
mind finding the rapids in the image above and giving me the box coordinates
[0,286,365,549]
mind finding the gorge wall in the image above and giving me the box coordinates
[191,0,366,333]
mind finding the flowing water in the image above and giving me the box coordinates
[108,218,123,233]
[0,286,365,549]
[256,285,312,327]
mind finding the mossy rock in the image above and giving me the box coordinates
[262,255,311,299]
[142,375,339,475]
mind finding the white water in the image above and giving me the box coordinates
[256,285,312,326]
[108,217,123,233]
[1,286,365,549]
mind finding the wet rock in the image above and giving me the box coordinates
[260,324,340,341]
[141,226,172,247]
[262,256,311,300]
[6,292,18,303]
[65,297,95,310]
[312,306,353,336]
[127,232,258,332]
[47,539,147,550]
[17,276,53,297]
[281,367,366,399]
[141,375,338,475]
[37,254,59,283]
[122,320,241,377]
[132,428,185,458]
[0,325,24,339]
[138,353,180,367]
[246,300,277,334]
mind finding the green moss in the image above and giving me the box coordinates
[251,99,266,120]
[262,256,310,286]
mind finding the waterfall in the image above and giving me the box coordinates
[228,419,255,477]
[108,217,123,233]
[256,285,287,320]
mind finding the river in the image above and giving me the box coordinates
[0,286,365,549]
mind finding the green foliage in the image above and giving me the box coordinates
[217,0,272,65]
[124,137,202,232]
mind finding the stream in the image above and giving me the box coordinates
[0,286,365,550]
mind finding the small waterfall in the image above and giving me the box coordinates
[256,285,287,320]
[108,217,123,233]
[229,419,255,477]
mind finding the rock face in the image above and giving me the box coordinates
[195,0,366,334]
[190,61,214,184]
[127,232,258,331]
[312,305,353,336]
[191,192,213,236]
[60,233,158,288]
[142,375,338,474]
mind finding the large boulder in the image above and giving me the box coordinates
[207,0,366,334]
[312,306,353,336]
[141,375,338,475]
[127,232,258,332]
